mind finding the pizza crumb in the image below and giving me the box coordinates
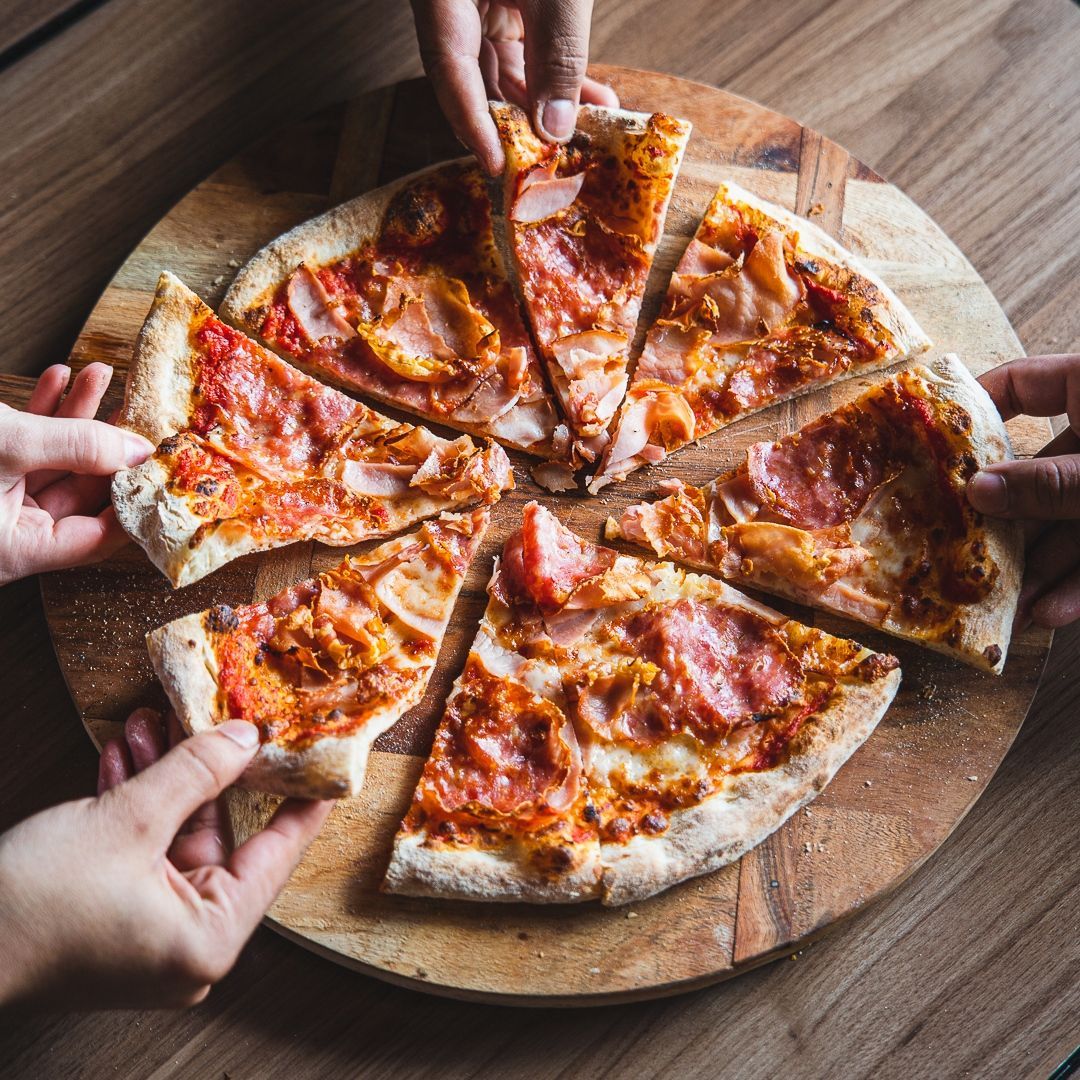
[965,775,979,781]
[864,779,872,787]
[227,258,240,268]
[808,202,825,216]
[626,911,639,919]
[589,967,601,975]
[536,951,545,958]
[804,809,812,817]
[415,968,428,979]
[816,843,826,852]
[769,879,779,888]
[803,842,812,854]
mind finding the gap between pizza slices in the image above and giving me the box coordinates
[220,161,561,457]
[589,180,933,491]
[147,509,489,799]
[383,502,900,906]
[488,102,692,488]
[608,355,1024,673]
[112,273,512,588]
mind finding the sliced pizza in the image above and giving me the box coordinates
[112,273,511,588]
[147,509,489,799]
[220,161,559,456]
[489,102,692,481]
[384,502,900,906]
[609,355,1023,672]
[590,179,932,490]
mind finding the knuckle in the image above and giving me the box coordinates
[539,45,588,82]
[1034,459,1080,513]
[175,738,231,795]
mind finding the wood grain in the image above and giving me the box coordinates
[2,0,1079,1074]
[38,66,1055,1004]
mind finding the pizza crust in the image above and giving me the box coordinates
[383,831,602,904]
[716,180,932,359]
[600,666,900,905]
[906,354,1023,673]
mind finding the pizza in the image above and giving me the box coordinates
[590,180,932,490]
[383,502,900,905]
[112,273,512,588]
[609,355,1023,672]
[220,161,559,456]
[489,102,692,484]
[147,509,488,798]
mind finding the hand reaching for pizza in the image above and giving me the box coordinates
[0,363,154,586]
[969,353,1080,628]
[0,708,333,1009]
[410,0,619,174]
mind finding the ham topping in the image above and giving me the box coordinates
[718,522,870,592]
[286,265,357,343]
[340,461,417,497]
[669,229,803,344]
[357,277,499,385]
[518,502,615,614]
[591,389,696,490]
[744,410,900,529]
[511,171,586,224]
[580,599,806,746]
[550,330,627,381]
[428,659,582,817]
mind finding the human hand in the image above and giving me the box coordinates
[967,353,1080,628]
[410,0,619,174]
[0,362,154,586]
[0,709,333,1009]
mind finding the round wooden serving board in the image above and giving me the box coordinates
[44,67,1052,1005]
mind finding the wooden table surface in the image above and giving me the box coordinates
[1,0,1078,1075]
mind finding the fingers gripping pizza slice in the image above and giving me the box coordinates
[147,509,490,799]
[112,273,512,587]
[609,355,1023,672]
[489,102,692,482]
[590,180,932,490]
[384,502,900,905]
[220,162,560,457]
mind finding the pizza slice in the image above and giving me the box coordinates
[384,502,900,906]
[608,355,1023,673]
[220,161,560,457]
[590,180,932,490]
[112,273,511,588]
[147,509,489,799]
[489,102,692,481]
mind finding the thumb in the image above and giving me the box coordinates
[0,413,153,480]
[101,721,261,848]
[967,456,1080,519]
[520,0,595,142]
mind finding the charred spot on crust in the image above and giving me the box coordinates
[158,435,180,455]
[382,183,449,248]
[641,812,668,835]
[794,257,820,276]
[206,604,239,633]
[194,479,219,497]
[549,846,574,870]
[945,405,973,437]
[856,652,901,681]
[582,803,600,824]
[983,643,1002,668]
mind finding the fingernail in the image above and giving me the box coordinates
[968,472,1009,514]
[540,99,577,142]
[124,433,155,467]
[219,720,260,748]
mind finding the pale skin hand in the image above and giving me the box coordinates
[0,709,333,1009]
[0,362,154,585]
[410,0,619,175]
[968,354,1080,629]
